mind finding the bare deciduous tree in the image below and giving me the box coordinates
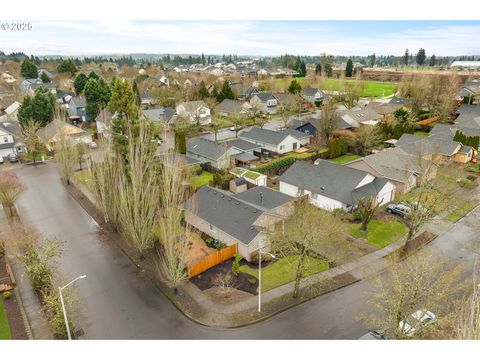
[22,120,45,165]
[362,251,464,339]
[317,101,337,145]
[54,119,78,185]
[0,171,26,217]
[356,196,380,232]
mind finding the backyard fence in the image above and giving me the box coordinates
[187,243,238,278]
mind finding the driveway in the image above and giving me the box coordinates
[11,163,480,339]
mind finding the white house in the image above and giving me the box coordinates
[238,127,310,154]
[0,122,25,157]
[176,101,211,125]
[249,92,278,114]
[279,160,395,212]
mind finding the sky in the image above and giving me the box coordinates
[1,20,480,57]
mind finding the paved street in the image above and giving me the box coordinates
[10,163,480,339]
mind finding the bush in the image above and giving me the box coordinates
[214,240,227,250]
[3,291,12,299]
[458,178,477,189]
[232,253,243,277]
[191,164,203,176]
[328,137,349,158]
[255,156,296,175]
[42,289,73,339]
[247,277,257,285]
[249,250,273,265]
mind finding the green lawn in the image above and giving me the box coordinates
[213,116,234,129]
[74,169,94,191]
[243,170,261,180]
[290,151,317,159]
[328,154,362,165]
[444,201,476,222]
[239,255,329,292]
[350,220,408,248]
[0,297,12,340]
[414,131,429,137]
[191,171,214,189]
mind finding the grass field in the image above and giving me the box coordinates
[328,154,362,165]
[350,220,408,248]
[191,171,214,189]
[239,255,329,292]
[264,78,397,98]
[0,297,12,340]
[444,202,476,222]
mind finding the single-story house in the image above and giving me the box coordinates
[176,101,211,125]
[301,88,327,106]
[0,122,26,157]
[186,137,261,170]
[365,101,403,117]
[216,99,251,117]
[249,93,279,114]
[238,127,310,154]
[273,92,298,107]
[337,108,382,129]
[21,79,57,95]
[279,160,395,211]
[142,107,177,125]
[184,185,295,261]
[37,121,90,151]
[289,116,319,136]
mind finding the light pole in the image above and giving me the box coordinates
[258,248,275,313]
[59,275,87,340]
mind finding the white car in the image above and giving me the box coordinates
[398,310,436,337]
[0,155,4,164]
[229,126,236,131]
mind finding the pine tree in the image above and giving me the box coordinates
[315,63,322,75]
[404,49,409,66]
[20,59,38,78]
[429,54,437,67]
[74,73,88,94]
[288,79,302,94]
[198,80,209,100]
[416,48,426,66]
[345,59,354,77]
[219,80,235,101]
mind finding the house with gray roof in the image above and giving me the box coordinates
[184,185,295,261]
[67,96,88,123]
[21,78,56,95]
[301,87,327,106]
[0,122,26,157]
[249,92,279,114]
[216,99,251,117]
[337,107,382,129]
[176,100,211,125]
[279,160,395,211]
[238,127,310,154]
[186,137,261,170]
[142,107,177,125]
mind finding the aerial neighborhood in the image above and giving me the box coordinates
[1,45,480,341]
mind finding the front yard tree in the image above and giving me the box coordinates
[345,58,354,77]
[416,48,426,66]
[429,54,437,67]
[74,73,88,94]
[22,120,45,165]
[363,251,463,339]
[156,154,190,290]
[76,142,88,171]
[55,120,78,186]
[278,102,295,128]
[269,202,344,298]
[217,80,235,102]
[356,125,380,155]
[317,101,338,145]
[40,72,51,83]
[18,88,56,127]
[356,196,380,232]
[0,171,26,217]
[20,59,38,78]
[84,77,111,121]
[197,80,209,100]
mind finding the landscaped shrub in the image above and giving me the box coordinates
[328,137,349,159]
[191,164,203,176]
[3,291,12,299]
[255,156,296,175]
[214,240,227,250]
[232,253,243,277]
[249,250,273,265]
[458,178,477,189]
[247,277,257,285]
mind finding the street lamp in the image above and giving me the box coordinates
[59,275,87,340]
[258,248,275,313]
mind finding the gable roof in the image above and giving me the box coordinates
[217,99,245,114]
[253,92,277,103]
[37,121,87,143]
[142,107,177,124]
[178,100,208,112]
[233,186,292,211]
[225,139,261,152]
[273,92,297,106]
[239,127,307,146]
[279,160,388,206]
[187,137,232,161]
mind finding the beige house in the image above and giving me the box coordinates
[37,121,90,151]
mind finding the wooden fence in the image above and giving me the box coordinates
[187,243,238,278]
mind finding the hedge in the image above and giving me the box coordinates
[255,156,296,175]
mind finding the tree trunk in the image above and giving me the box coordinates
[293,253,306,298]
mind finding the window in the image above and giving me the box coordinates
[279,145,285,151]
[209,224,216,233]
[3,137,8,143]
[305,130,310,134]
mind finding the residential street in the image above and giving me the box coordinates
[11,163,480,339]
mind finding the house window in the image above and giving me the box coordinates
[305,130,310,134]
[3,137,8,143]
[279,145,285,151]
[209,224,216,233]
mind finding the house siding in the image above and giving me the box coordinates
[279,181,346,211]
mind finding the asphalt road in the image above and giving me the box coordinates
[12,163,480,339]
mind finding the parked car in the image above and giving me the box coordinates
[229,126,236,131]
[386,203,411,218]
[398,310,436,337]
[89,141,98,149]
[8,153,18,163]
[359,329,390,340]
[0,156,4,164]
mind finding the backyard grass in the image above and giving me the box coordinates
[243,170,261,180]
[0,297,12,340]
[290,151,317,159]
[191,171,214,189]
[444,201,476,222]
[350,220,408,248]
[239,255,329,292]
[414,131,429,137]
[328,154,361,165]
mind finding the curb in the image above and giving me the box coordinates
[6,258,33,340]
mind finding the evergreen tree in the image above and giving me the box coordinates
[17,88,56,127]
[345,58,354,77]
[198,80,209,100]
[429,54,437,67]
[315,63,322,75]
[132,81,141,106]
[416,48,426,66]
[299,61,307,77]
[288,79,302,94]
[57,59,77,76]
[201,53,206,65]
[84,77,111,120]
[218,80,235,101]
[370,53,376,67]
[211,84,219,101]
[20,59,38,78]
[404,49,410,66]
[73,73,88,95]
[324,63,333,77]
[40,72,50,83]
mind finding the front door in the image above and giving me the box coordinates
[293,142,298,150]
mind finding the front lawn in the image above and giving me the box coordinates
[239,255,329,292]
[444,201,476,222]
[328,154,361,165]
[350,220,408,248]
[191,171,214,189]
[0,297,12,340]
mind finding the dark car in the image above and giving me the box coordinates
[386,203,411,218]
[8,153,18,163]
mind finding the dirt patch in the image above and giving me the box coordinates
[203,287,253,305]
[186,232,214,264]
[190,259,258,295]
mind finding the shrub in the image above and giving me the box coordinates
[249,250,273,265]
[328,137,349,159]
[255,156,296,175]
[232,254,243,277]
[458,178,477,189]
[247,277,257,285]
[42,289,74,339]
[191,164,203,176]
[3,291,12,299]
[214,240,227,250]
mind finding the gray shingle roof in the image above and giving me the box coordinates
[239,127,308,146]
[254,92,277,103]
[217,99,244,114]
[142,107,176,124]
[186,138,231,161]
[279,160,388,206]
[233,186,292,211]
[225,139,261,152]
[396,133,461,156]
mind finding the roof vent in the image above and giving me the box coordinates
[213,190,217,195]
[236,201,240,205]
[228,197,232,201]
[221,194,225,198]
[320,186,325,192]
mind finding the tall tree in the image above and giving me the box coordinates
[20,59,38,78]
[198,80,209,100]
[0,171,25,217]
[317,101,338,145]
[416,48,427,66]
[404,49,410,66]
[345,58,354,77]
[18,88,56,127]
[54,119,78,186]
[217,80,235,102]
[315,63,322,75]
[429,54,437,67]
[288,79,302,94]
[356,196,380,232]
[73,73,88,95]
[57,59,77,76]
[40,72,51,83]
[132,81,141,107]
[84,77,111,121]
[370,53,376,67]
[22,120,45,165]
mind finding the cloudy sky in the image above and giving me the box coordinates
[1,20,480,56]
